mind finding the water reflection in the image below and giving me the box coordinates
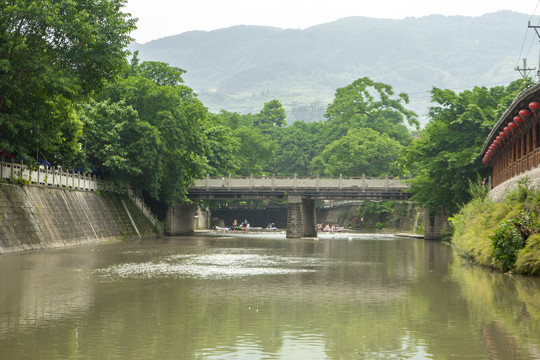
[0,234,539,359]
[450,255,540,359]
[0,250,95,333]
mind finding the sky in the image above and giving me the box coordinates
[124,0,540,43]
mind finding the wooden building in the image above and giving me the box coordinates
[481,83,540,188]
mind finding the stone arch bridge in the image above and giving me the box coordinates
[166,175,411,238]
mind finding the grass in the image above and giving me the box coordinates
[451,179,540,275]
[515,234,540,275]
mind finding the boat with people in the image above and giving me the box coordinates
[214,226,230,231]
[318,224,343,232]
[212,220,279,232]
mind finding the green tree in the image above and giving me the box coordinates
[219,110,248,130]
[254,99,286,129]
[311,128,403,177]
[233,127,276,176]
[324,77,418,146]
[96,70,209,203]
[268,120,325,176]
[0,0,136,160]
[403,79,530,214]
[204,114,240,176]
[79,100,163,198]
[138,61,186,86]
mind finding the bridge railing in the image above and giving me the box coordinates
[193,174,409,191]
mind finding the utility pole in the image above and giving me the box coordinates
[528,21,540,81]
[515,58,535,79]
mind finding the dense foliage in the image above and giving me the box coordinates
[0,0,136,161]
[490,219,526,272]
[207,77,417,178]
[402,79,531,215]
[451,178,540,274]
[265,78,418,177]
[311,128,403,177]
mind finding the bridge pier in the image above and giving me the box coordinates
[165,204,196,236]
[424,209,449,240]
[286,196,317,238]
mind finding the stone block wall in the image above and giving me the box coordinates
[488,167,540,203]
[424,209,449,240]
[165,204,196,236]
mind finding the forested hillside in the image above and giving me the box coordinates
[130,11,530,123]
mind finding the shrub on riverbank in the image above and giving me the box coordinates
[451,178,540,275]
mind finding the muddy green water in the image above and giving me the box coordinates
[1,232,539,359]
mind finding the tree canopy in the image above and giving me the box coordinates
[208,78,417,179]
[324,77,419,146]
[312,128,403,177]
[402,79,530,214]
[0,0,136,159]
[83,58,217,204]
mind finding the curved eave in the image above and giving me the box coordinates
[480,83,540,158]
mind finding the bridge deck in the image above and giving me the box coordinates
[189,175,411,201]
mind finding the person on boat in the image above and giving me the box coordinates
[324,224,330,232]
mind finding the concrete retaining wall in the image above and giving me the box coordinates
[0,184,157,254]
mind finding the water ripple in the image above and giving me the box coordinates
[94,252,317,280]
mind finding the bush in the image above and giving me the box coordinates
[504,176,530,205]
[515,234,540,275]
[513,211,540,239]
[452,176,540,275]
[467,175,489,201]
[490,220,525,272]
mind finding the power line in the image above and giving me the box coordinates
[517,2,540,78]
[517,18,533,67]
[530,0,540,21]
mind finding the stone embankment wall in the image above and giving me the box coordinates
[0,184,157,254]
[489,167,540,203]
[317,201,424,233]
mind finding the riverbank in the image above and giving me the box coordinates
[451,179,540,275]
[0,184,157,254]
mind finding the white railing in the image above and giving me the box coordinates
[1,160,163,233]
[193,174,409,191]
[0,160,100,191]
[127,188,162,233]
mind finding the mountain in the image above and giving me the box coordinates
[130,11,533,124]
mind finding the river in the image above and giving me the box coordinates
[0,232,539,359]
